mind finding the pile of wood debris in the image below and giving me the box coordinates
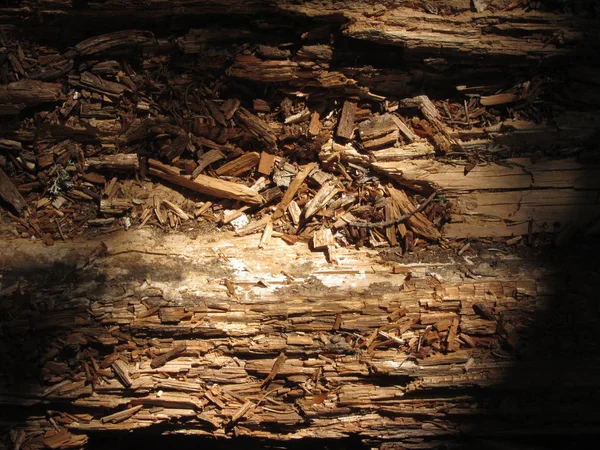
[2,25,598,253]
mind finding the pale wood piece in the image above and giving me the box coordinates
[162,200,190,221]
[480,93,519,106]
[308,112,321,136]
[111,360,132,389]
[101,405,144,424]
[273,162,317,220]
[304,179,339,220]
[258,152,276,176]
[287,200,301,225]
[258,221,273,249]
[391,114,417,142]
[148,159,264,205]
[370,141,435,161]
[312,228,334,249]
[85,154,139,171]
[284,108,311,124]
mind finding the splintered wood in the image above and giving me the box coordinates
[0,231,596,448]
[148,159,264,205]
[0,12,598,246]
[0,3,599,446]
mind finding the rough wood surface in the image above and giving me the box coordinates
[0,231,597,448]
[373,158,600,238]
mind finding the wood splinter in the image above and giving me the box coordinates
[150,344,187,369]
[261,352,286,388]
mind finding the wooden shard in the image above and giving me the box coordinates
[85,154,140,171]
[312,228,334,250]
[101,404,144,424]
[258,152,276,176]
[308,111,322,136]
[304,179,339,220]
[336,101,357,140]
[111,360,132,389]
[235,107,278,148]
[387,185,440,240]
[273,162,317,220]
[150,344,187,369]
[149,159,264,205]
[261,352,286,388]
[216,152,260,177]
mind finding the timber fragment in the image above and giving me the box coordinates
[148,159,264,205]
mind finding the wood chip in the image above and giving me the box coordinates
[215,152,260,177]
[312,228,334,250]
[150,344,187,369]
[261,352,286,388]
[273,162,317,220]
[336,101,357,140]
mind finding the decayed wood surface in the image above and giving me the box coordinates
[0,3,599,446]
[0,0,598,245]
[373,158,600,238]
[0,230,598,448]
